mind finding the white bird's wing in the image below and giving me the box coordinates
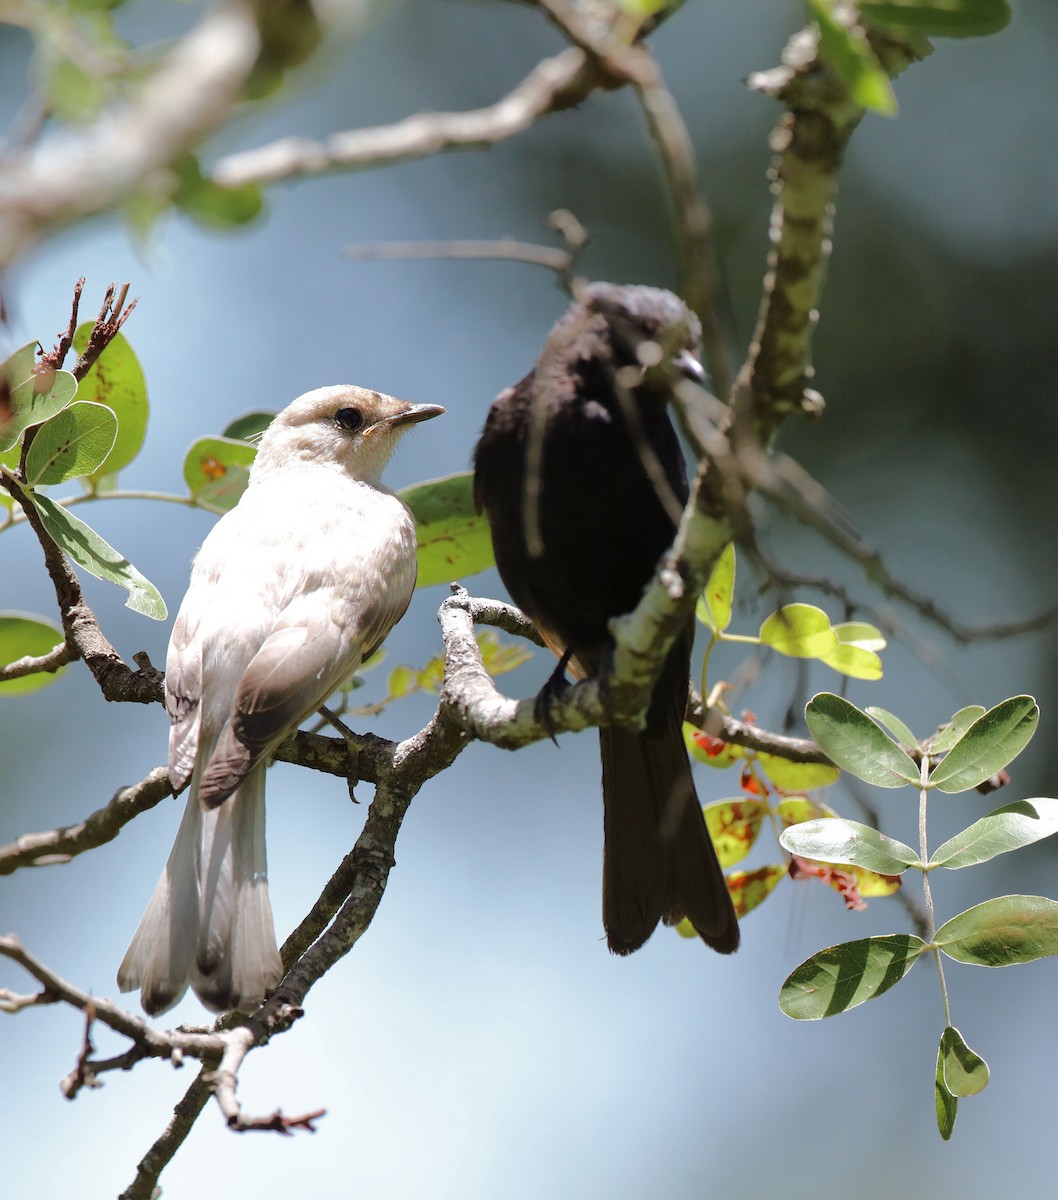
[165,606,204,793]
[196,563,415,808]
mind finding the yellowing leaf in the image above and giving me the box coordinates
[760,604,839,659]
[696,542,735,633]
[702,798,767,868]
[683,723,744,768]
[728,864,786,918]
[758,753,840,792]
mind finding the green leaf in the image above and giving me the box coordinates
[930,799,1058,869]
[23,402,118,486]
[819,641,883,680]
[805,692,921,787]
[71,324,149,481]
[821,621,885,678]
[935,895,1058,966]
[416,656,445,693]
[476,628,533,678]
[222,411,276,442]
[776,796,836,826]
[859,0,1011,38]
[47,56,108,123]
[760,604,839,659]
[831,621,886,652]
[28,492,167,620]
[779,934,926,1019]
[779,817,920,874]
[388,665,416,698]
[172,152,265,230]
[935,1048,958,1141]
[696,542,735,633]
[865,706,919,749]
[0,613,66,695]
[756,752,840,791]
[809,0,898,114]
[929,696,1038,793]
[182,436,257,513]
[928,705,986,754]
[398,471,495,589]
[0,342,37,410]
[939,1026,989,1097]
[0,348,78,453]
[613,0,671,15]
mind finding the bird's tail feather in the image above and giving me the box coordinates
[117,766,283,1016]
[117,792,205,1015]
[600,710,740,956]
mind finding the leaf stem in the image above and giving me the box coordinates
[1,487,196,529]
[918,753,952,1025]
[699,632,718,697]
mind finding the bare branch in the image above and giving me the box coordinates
[747,449,1058,645]
[346,236,574,277]
[0,638,74,683]
[119,1070,213,1200]
[36,276,85,374]
[0,986,58,1013]
[214,47,603,189]
[0,935,221,1057]
[0,766,172,875]
[684,693,829,764]
[536,2,733,398]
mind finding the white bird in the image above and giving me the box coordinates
[118,385,444,1016]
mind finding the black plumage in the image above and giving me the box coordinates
[473,282,740,955]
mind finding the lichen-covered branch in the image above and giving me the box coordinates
[735,26,928,435]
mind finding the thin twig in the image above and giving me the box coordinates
[0,639,74,683]
[346,237,572,274]
[36,276,85,373]
[71,282,139,381]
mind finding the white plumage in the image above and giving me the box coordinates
[118,385,443,1015]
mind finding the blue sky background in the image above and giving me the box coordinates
[3,2,1058,1196]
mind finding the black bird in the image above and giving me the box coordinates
[473,282,740,956]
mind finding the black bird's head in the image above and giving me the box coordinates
[580,282,705,388]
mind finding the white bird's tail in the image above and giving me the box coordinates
[117,766,283,1016]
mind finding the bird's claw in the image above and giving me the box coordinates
[534,649,574,745]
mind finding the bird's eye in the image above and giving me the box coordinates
[334,407,364,432]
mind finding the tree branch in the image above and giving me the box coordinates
[0,4,261,271]
[535,1,733,399]
[735,26,927,434]
[0,767,172,875]
[0,639,75,683]
[213,47,605,189]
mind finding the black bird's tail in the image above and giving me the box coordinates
[600,709,740,956]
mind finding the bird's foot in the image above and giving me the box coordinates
[534,649,574,745]
[317,704,362,802]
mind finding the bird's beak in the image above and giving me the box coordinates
[674,349,706,387]
[366,403,446,437]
